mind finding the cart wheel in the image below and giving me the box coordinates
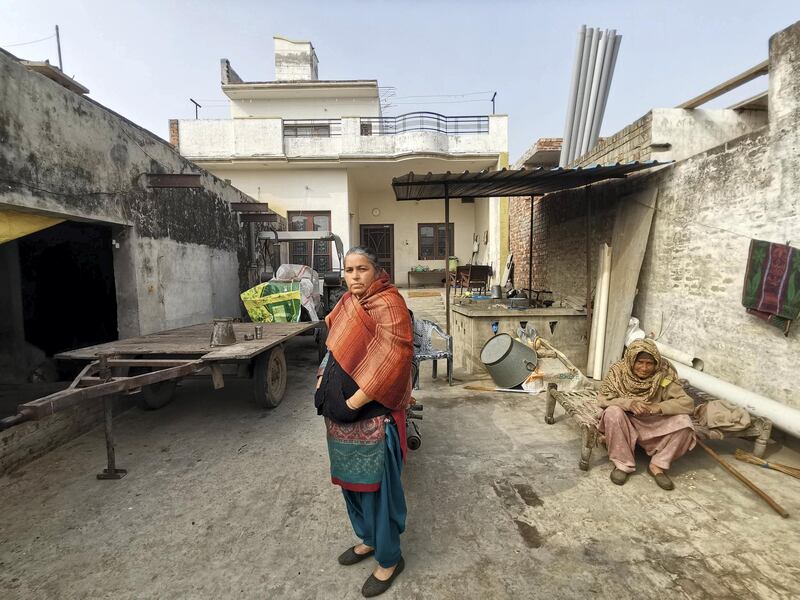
[129,367,178,410]
[254,345,287,408]
[137,379,178,410]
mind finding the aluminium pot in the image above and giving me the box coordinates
[480,333,538,389]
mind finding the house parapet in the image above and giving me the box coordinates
[175,113,507,161]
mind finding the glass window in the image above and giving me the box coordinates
[418,223,454,260]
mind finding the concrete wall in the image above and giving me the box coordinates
[230,96,381,120]
[573,108,767,167]
[274,36,318,82]
[177,115,508,161]
[0,49,255,341]
[210,168,351,265]
[508,20,800,412]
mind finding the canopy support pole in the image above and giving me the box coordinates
[445,185,451,335]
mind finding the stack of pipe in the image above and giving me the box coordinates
[560,26,622,167]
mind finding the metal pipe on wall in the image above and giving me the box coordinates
[591,243,612,380]
[559,26,587,167]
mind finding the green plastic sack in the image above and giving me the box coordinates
[240,280,302,323]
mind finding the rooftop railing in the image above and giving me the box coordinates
[360,112,490,136]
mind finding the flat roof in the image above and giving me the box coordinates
[392,161,668,200]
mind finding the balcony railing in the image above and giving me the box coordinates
[359,112,490,136]
[283,119,342,137]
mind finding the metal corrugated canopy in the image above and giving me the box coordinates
[392,161,668,200]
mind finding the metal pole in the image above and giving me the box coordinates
[528,196,534,303]
[97,396,126,480]
[190,98,202,119]
[444,185,451,335]
[491,92,497,115]
[55,25,63,71]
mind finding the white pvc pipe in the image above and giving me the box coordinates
[654,340,704,371]
[592,243,612,380]
[568,28,594,164]
[586,245,606,377]
[560,25,587,167]
[674,362,800,438]
[588,29,616,150]
[589,34,622,150]
[581,29,608,157]
[574,28,600,162]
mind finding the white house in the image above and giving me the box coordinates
[171,36,508,285]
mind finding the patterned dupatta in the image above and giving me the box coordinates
[324,271,413,491]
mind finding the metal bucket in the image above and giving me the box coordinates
[480,333,538,388]
[491,285,503,299]
[210,318,236,347]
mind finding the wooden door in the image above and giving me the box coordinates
[360,224,395,282]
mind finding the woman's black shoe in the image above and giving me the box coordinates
[361,557,405,597]
[338,546,374,565]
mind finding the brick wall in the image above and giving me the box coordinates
[169,119,180,148]
[508,196,532,289]
[574,112,653,166]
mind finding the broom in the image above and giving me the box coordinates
[735,449,800,480]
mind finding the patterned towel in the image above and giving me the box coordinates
[742,240,800,335]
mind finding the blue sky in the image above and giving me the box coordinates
[2,1,798,160]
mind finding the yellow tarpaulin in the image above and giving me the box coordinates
[0,209,64,244]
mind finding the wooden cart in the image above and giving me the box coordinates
[0,321,318,479]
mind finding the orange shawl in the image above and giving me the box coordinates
[325,271,413,411]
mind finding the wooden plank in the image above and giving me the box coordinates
[677,60,768,109]
[55,322,319,361]
[600,189,657,378]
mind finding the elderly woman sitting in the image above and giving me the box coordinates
[596,339,696,490]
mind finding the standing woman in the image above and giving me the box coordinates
[315,246,413,598]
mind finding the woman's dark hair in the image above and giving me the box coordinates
[345,246,380,272]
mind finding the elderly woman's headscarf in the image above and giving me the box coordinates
[599,339,677,401]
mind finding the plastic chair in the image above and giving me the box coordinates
[411,317,453,388]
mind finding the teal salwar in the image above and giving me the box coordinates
[342,421,406,568]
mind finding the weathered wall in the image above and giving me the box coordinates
[0,48,259,338]
[573,108,767,167]
[509,20,800,411]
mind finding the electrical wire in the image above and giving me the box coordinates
[1,34,56,48]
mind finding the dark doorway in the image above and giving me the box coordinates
[360,224,394,282]
[18,220,118,357]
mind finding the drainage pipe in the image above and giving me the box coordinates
[674,362,800,438]
[591,243,612,380]
[560,25,587,167]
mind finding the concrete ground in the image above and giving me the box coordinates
[2,296,800,599]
